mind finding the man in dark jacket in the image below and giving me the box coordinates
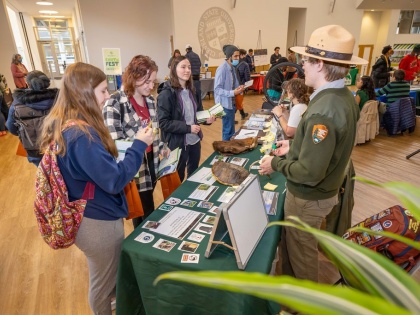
[185,45,203,109]
[245,49,255,73]
[7,70,58,166]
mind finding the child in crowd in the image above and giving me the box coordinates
[375,69,410,106]
[355,75,376,111]
[272,78,309,138]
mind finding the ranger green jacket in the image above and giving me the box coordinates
[271,87,359,200]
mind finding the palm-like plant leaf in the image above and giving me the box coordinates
[271,218,420,313]
[156,272,412,315]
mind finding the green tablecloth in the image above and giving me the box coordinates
[116,148,286,315]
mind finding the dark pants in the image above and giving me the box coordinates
[193,78,202,110]
[133,151,156,228]
[177,142,201,182]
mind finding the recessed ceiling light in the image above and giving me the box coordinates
[39,10,58,14]
[36,2,53,5]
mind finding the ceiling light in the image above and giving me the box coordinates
[36,2,53,5]
[39,10,58,14]
[40,15,65,18]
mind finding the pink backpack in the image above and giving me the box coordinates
[34,121,95,249]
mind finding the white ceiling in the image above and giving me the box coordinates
[357,0,420,11]
[5,0,420,18]
[6,0,75,17]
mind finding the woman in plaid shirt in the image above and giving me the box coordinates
[103,55,168,228]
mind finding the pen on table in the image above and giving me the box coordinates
[245,132,254,135]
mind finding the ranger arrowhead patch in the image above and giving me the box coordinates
[312,125,328,144]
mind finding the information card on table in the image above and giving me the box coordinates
[152,207,204,240]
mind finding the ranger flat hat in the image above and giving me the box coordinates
[291,25,368,65]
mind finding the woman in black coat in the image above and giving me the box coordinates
[157,56,215,182]
[371,45,394,88]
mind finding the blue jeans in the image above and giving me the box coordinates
[222,107,236,141]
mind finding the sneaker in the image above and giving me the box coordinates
[234,120,239,124]
[111,298,116,311]
[241,113,249,120]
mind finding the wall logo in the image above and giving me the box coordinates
[198,7,235,59]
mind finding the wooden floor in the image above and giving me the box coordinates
[0,93,419,314]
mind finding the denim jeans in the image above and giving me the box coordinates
[222,107,236,141]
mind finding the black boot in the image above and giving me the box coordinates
[240,109,248,120]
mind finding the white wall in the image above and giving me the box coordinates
[0,1,16,88]
[78,0,173,81]
[171,0,365,67]
[287,8,307,49]
[387,10,420,45]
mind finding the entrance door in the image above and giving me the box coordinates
[357,44,374,76]
[38,41,61,79]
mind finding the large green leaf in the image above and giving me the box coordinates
[270,218,420,313]
[354,178,420,220]
[156,272,412,315]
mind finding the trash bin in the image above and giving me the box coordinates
[349,68,359,85]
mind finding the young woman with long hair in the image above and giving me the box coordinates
[39,62,153,315]
[158,56,215,182]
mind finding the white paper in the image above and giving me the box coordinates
[248,116,265,122]
[217,186,237,203]
[152,207,204,240]
[234,129,259,140]
[189,184,219,201]
[244,79,254,88]
[115,139,134,162]
[229,157,248,167]
[187,167,216,184]
[209,155,229,165]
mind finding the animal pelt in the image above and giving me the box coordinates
[212,137,258,155]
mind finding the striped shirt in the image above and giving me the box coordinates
[375,81,410,105]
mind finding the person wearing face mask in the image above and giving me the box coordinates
[214,44,245,140]
[158,56,215,182]
[11,53,28,89]
[103,55,168,228]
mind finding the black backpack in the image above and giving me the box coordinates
[13,104,50,157]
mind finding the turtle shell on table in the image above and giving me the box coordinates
[211,161,250,186]
[212,137,258,155]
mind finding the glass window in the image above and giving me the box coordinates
[397,10,420,34]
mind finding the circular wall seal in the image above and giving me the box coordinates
[198,7,235,59]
